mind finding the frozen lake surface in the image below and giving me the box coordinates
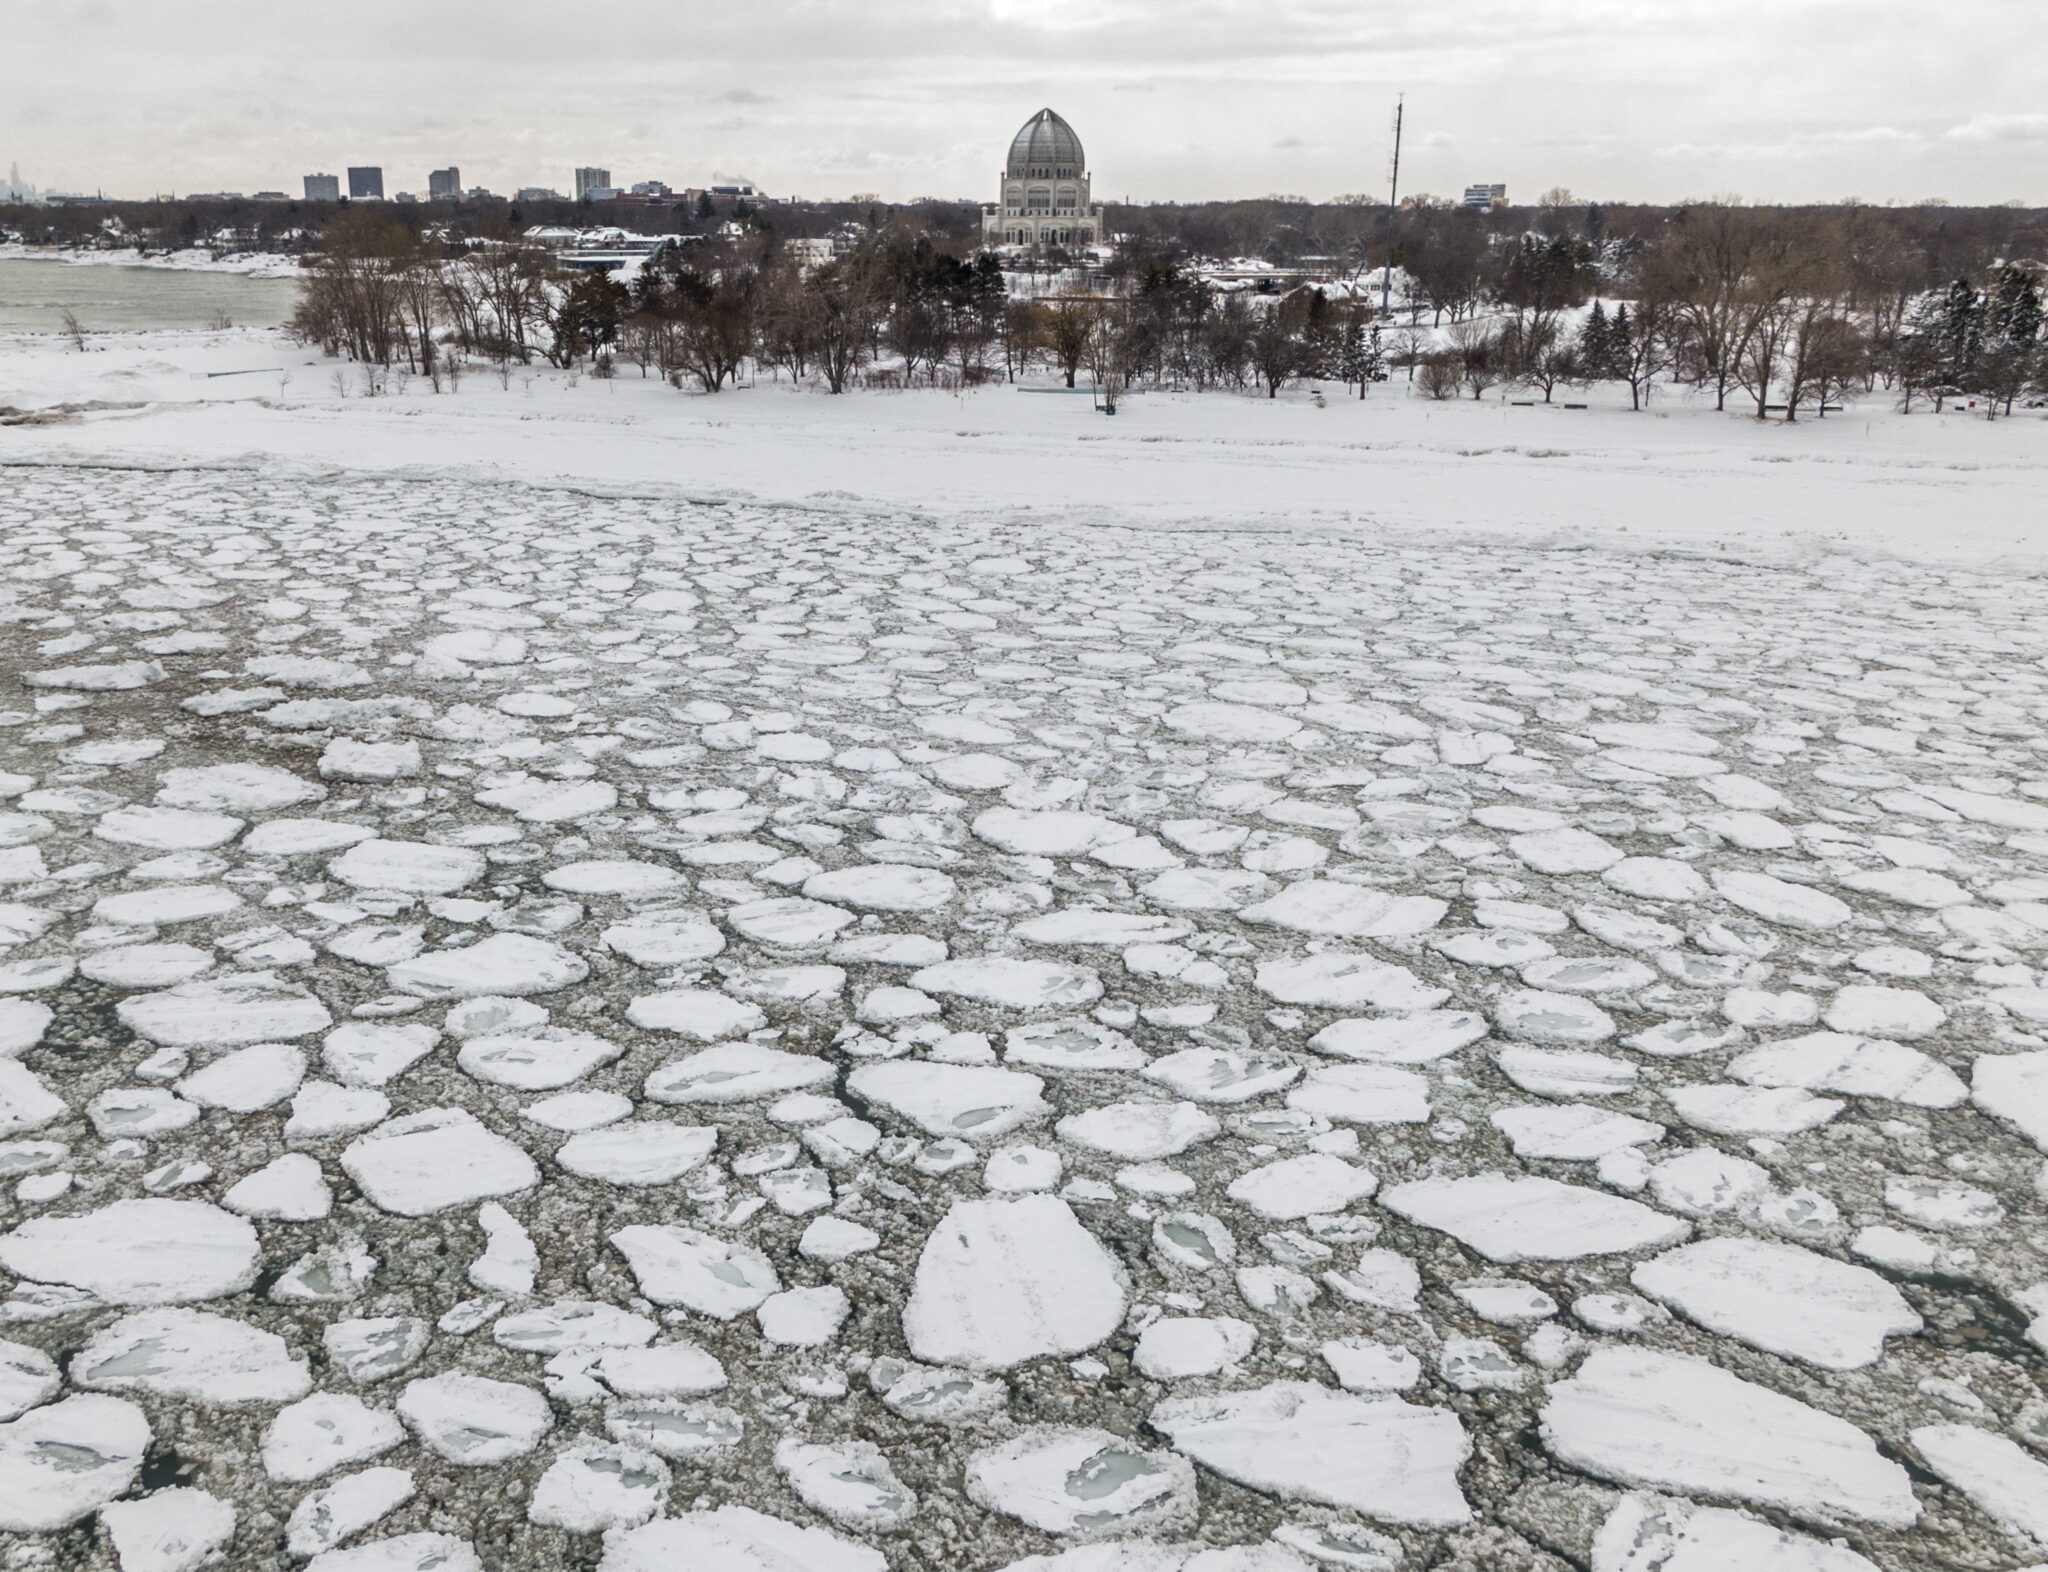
[0,456,2045,1570]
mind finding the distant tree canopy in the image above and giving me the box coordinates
[24,187,2044,414]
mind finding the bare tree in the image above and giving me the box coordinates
[1645,202,1769,411]
[1000,300,1042,383]
[1388,323,1427,382]
[1247,311,1303,398]
[1515,321,1583,403]
[1044,298,1101,388]
[59,309,85,351]
[1781,299,1865,419]
[810,263,875,394]
[1417,353,1462,400]
[1447,318,1503,399]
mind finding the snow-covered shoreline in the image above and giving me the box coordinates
[0,242,303,279]
[3,325,2045,577]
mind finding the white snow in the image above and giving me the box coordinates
[848,1060,1050,1141]
[610,1225,782,1318]
[287,1467,415,1559]
[558,1121,718,1185]
[101,1487,239,1572]
[1380,1173,1688,1261]
[904,1195,1127,1370]
[0,1198,258,1304]
[529,1442,670,1533]
[911,957,1104,1010]
[1972,1050,2048,1152]
[1909,1423,2048,1552]
[0,1394,151,1530]
[1630,1238,1921,1368]
[340,1108,539,1215]
[1151,1382,1471,1525]
[1134,1316,1257,1379]
[967,1427,1195,1536]
[1540,1347,1919,1527]
[597,1506,885,1572]
[263,1392,406,1483]
[1226,1154,1377,1219]
[644,1042,835,1104]
[1592,1492,1884,1572]
[775,1438,917,1531]
[387,934,589,998]
[396,1372,552,1465]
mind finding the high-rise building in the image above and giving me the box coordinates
[347,166,385,200]
[428,167,461,201]
[1462,183,1508,208]
[304,173,341,201]
[574,167,611,200]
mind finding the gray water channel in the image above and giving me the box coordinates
[0,256,304,333]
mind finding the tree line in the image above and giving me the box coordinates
[1389,208,2047,418]
[287,210,1394,397]
[285,201,2047,415]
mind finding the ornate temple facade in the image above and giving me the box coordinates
[982,108,1104,249]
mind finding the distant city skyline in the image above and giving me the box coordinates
[8,0,2047,207]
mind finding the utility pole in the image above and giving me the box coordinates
[1379,95,1404,320]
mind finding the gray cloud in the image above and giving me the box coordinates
[5,0,2042,204]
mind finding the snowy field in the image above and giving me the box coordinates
[5,325,2048,573]
[1,332,2047,1571]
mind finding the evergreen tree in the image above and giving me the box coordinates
[1602,303,1635,390]
[1580,300,1616,380]
[1989,263,2043,349]
[1894,291,1950,411]
[1978,265,2042,415]
[1936,278,1984,390]
[1337,322,1386,396]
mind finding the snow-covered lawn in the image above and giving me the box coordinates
[0,331,2046,1570]
[5,324,2048,572]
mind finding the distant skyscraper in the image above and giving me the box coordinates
[347,166,384,200]
[428,167,461,201]
[574,166,611,200]
[304,172,341,201]
[1462,183,1508,208]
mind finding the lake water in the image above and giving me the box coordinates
[0,257,304,333]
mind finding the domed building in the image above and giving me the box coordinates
[983,109,1104,248]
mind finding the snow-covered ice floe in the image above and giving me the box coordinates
[0,461,2041,1569]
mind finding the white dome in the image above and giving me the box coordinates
[1007,109,1085,175]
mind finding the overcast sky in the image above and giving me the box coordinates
[11,0,2045,206]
